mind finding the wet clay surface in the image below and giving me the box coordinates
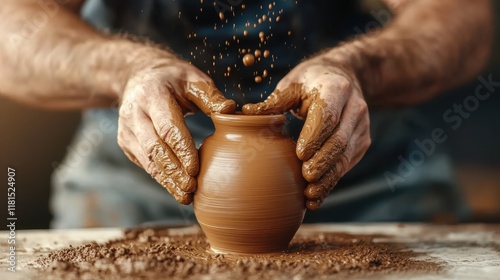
[139,80,237,206]
[35,227,442,279]
[150,139,197,205]
[185,81,237,115]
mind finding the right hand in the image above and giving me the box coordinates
[117,48,236,205]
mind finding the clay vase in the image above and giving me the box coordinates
[194,113,306,254]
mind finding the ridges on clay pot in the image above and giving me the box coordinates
[194,113,306,254]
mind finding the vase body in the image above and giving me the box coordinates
[194,113,306,254]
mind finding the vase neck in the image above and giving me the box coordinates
[211,114,286,139]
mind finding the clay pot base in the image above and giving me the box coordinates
[36,227,442,279]
[207,245,284,256]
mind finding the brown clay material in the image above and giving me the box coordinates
[242,53,255,66]
[242,82,363,211]
[194,113,306,254]
[144,81,236,206]
[35,227,443,279]
[149,140,196,205]
[185,81,237,115]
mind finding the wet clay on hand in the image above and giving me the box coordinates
[118,58,237,206]
[185,81,236,115]
[148,139,197,205]
[242,64,371,211]
[194,113,306,254]
[143,81,235,205]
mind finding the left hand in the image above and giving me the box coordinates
[242,57,371,210]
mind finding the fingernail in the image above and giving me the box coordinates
[221,100,237,113]
[296,138,312,161]
[306,200,320,211]
[180,175,197,193]
[241,104,256,114]
[302,163,320,183]
[184,160,199,177]
[304,185,322,199]
[177,193,193,205]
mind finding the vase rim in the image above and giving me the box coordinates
[211,113,285,126]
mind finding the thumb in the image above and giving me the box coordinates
[242,83,301,115]
[185,81,236,115]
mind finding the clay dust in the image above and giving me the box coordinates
[35,227,442,279]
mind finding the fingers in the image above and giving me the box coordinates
[303,110,371,211]
[119,124,193,204]
[149,141,194,205]
[304,169,339,211]
[147,143,196,204]
[122,108,196,205]
[303,151,349,211]
[305,139,369,211]
[185,81,236,115]
[301,95,370,211]
[138,110,198,193]
[295,76,353,161]
[149,96,200,176]
[301,98,364,182]
[241,83,302,115]
[118,122,146,169]
[296,101,339,161]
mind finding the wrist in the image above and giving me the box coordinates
[95,38,176,100]
[320,40,373,98]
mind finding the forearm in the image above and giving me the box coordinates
[324,0,493,106]
[0,1,170,109]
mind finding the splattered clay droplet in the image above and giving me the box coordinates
[243,54,255,67]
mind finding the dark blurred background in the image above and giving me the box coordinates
[1,1,500,229]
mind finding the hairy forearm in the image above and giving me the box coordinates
[324,0,494,106]
[0,0,168,109]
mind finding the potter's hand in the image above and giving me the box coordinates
[118,51,236,205]
[242,61,371,210]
